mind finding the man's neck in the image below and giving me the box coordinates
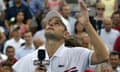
[26,42,32,48]
[46,39,64,58]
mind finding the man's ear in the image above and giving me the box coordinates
[63,31,70,39]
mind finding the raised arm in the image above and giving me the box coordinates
[79,0,109,65]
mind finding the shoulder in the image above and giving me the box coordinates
[12,50,37,71]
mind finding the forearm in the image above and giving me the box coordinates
[84,23,109,64]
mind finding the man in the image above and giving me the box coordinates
[2,46,17,66]
[100,18,119,52]
[60,4,76,35]
[12,0,109,72]
[3,25,25,55]
[111,11,120,32]
[16,31,35,59]
[109,51,120,72]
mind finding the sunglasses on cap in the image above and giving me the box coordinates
[97,8,105,11]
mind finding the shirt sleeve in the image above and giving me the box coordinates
[88,50,97,69]
[12,54,34,72]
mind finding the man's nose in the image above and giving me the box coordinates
[49,22,54,26]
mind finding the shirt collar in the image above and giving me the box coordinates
[53,43,66,57]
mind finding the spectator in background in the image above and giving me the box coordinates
[90,2,105,35]
[23,0,44,30]
[72,20,86,45]
[100,18,119,52]
[16,31,35,59]
[23,0,44,17]
[113,35,120,52]
[100,0,118,17]
[111,11,120,32]
[4,0,32,31]
[109,51,120,72]
[3,26,25,55]
[33,19,47,43]
[2,46,17,67]
[74,20,86,37]
[9,11,27,38]
[33,38,43,49]
[101,63,113,72]
[80,32,94,50]
[65,35,81,47]
[45,0,66,11]
[1,63,13,72]
[60,5,76,35]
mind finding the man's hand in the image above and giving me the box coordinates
[79,0,90,26]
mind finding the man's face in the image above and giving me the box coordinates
[76,22,84,32]
[16,12,24,22]
[24,32,32,43]
[6,48,15,59]
[104,19,112,32]
[112,14,120,25]
[13,30,21,37]
[109,55,120,69]
[61,6,71,18]
[96,7,105,16]
[45,17,66,40]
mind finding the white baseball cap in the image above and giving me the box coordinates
[45,10,71,34]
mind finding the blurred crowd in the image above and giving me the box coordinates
[0,0,120,72]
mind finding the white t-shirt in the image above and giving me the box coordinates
[13,44,93,72]
[100,29,120,52]
[16,44,35,60]
[4,38,25,55]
